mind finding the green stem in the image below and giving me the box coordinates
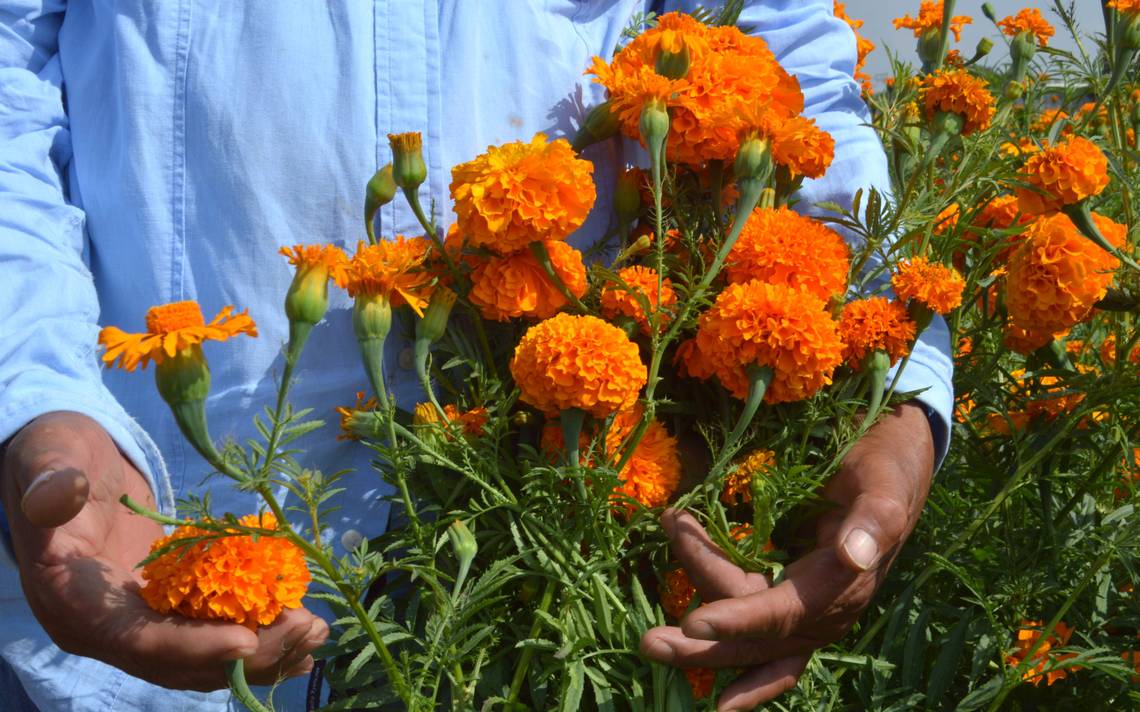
[710,366,772,474]
[1063,202,1140,271]
[226,659,272,712]
[403,186,461,281]
[933,0,957,72]
[506,579,556,706]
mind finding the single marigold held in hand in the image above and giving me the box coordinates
[468,240,588,321]
[892,257,966,315]
[1016,136,1110,215]
[722,449,776,506]
[337,237,435,316]
[694,280,845,403]
[659,567,696,620]
[1007,620,1080,687]
[838,297,917,369]
[1004,212,1124,338]
[920,68,996,136]
[893,2,973,42]
[99,301,258,372]
[510,313,646,418]
[140,514,310,630]
[998,9,1055,46]
[599,265,678,335]
[725,207,850,302]
[449,133,595,255]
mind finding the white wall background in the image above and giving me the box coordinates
[842,1,1109,82]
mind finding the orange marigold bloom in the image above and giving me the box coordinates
[510,313,646,418]
[468,240,588,321]
[336,391,380,441]
[726,207,850,302]
[140,514,310,630]
[722,449,776,506]
[839,297,917,369]
[835,2,876,94]
[894,2,973,42]
[892,257,966,314]
[934,203,960,235]
[1003,321,1059,355]
[1016,136,1110,215]
[1030,108,1070,134]
[99,301,257,372]
[1007,620,1080,687]
[444,404,489,436]
[675,337,717,381]
[694,281,844,403]
[599,265,678,335]
[659,567,696,619]
[588,13,804,165]
[337,237,434,316]
[450,133,595,254]
[920,68,996,136]
[767,115,836,179]
[1108,0,1140,15]
[998,9,1055,46]
[279,244,348,279]
[1005,212,1124,337]
[685,668,716,700]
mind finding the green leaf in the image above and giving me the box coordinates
[344,642,375,682]
[926,613,970,707]
[902,609,932,690]
[560,660,585,712]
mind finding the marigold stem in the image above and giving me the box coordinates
[506,579,556,706]
[711,366,772,475]
[226,659,272,712]
[528,241,588,314]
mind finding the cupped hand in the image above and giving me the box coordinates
[640,403,936,711]
[1,411,328,691]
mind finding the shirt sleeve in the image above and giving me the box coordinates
[0,1,174,565]
[661,0,954,465]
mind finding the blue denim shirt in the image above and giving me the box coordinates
[0,1,952,709]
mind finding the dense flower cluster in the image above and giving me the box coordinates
[140,514,310,630]
[726,207,850,302]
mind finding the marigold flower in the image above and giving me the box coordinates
[1003,321,1059,355]
[839,298,917,369]
[1030,108,1070,134]
[336,391,380,441]
[998,9,1055,46]
[835,2,876,94]
[468,240,588,321]
[893,2,973,42]
[599,265,677,335]
[140,514,310,630]
[659,567,696,619]
[99,301,257,372]
[722,449,776,506]
[685,668,716,700]
[337,237,434,316]
[1007,620,1080,686]
[1005,212,1124,337]
[694,281,844,403]
[892,257,966,314]
[675,337,717,381]
[934,203,960,235]
[444,405,489,437]
[511,313,646,418]
[920,68,996,136]
[766,115,835,179]
[1109,0,1140,15]
[450,133,595,255]
[280,244,348,326]
[1016,136,1110,214]
[725,207,850,302]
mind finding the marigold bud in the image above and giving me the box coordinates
[614,169,642,225]
[640,98,670,163]
[155,345,211,407]
[416,287,457,346]
[982,3,997,23]
[654,41,690,79]
[284,265,330,328]
[734,135,772,182]
[365,164,397,240]
[917,28,942,67]
[388,132,427,190]
[353,293,392,398]
[572,101,620,152]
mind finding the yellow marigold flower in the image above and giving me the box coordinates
[685,668,716,701]
[894,2,973,42]
[998,9,1055,46]
[838,297,917,369]
[920,68,996,136]
[336,391,380,441]
[767,115,836,179]
[337,237,434,316]
[722,449,776,506]
[726,207,850,302]
[694,281,844,403]
[140,513,310,630]
[1007,620,1080,686]
[1016,136,1110,214]
[450,133,595,255]
[1005,212,1124,337]
[510,313,646,417]
[99,301,257,372]
[468,240,588,322]
[659,567,696,620]
[600,265,677,335]
[892,257,966,314]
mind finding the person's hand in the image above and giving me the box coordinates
[1,411,328,691]
[640,403,936,711]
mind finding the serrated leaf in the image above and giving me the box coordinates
[559,660,585,712]
[927,613,969,706]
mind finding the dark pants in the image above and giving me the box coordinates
[0,657,39,711]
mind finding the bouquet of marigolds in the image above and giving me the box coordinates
[96,1,1140,710]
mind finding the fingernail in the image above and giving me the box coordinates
[226,644,258,660]
[643,638,674,662]
[685,620,717,640]
[842,528,879,571]
[20,470,59,503]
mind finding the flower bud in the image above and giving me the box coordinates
[447,519,478,597]
[639,98,670,163]
[353,294,393,398]
[614,169,642,225]
[733,135,771,182]
[416,287,457,346]
[572,101,620,152]
[917,28,942,67]
[155,346,220,466]
[365,164,397,241]
[973,37,994,61]
[1010,30,1037,65]
[654,42,690,80]
[1123,14,1140,51]
[981,3,997,23]
[388,132,427,191]
[284,264,331,328]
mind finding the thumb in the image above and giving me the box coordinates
[4,413,94,528]
[835,491,910,573]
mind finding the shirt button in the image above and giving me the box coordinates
[340,529,364,551]
[398,347,414,370]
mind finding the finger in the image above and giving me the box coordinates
[717,654,810,711]
[245,608,328,685]
[663,509,768,601]
[833,467,913,573]
[640,625,815,668]
[681,548,855,641]
[4,414,96,528]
